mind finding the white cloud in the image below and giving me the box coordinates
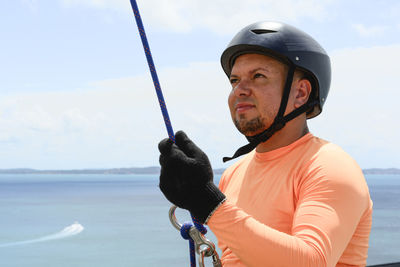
[309,44,400,168]
[1,44,399,169]
[352,23,386,38]
[0,62,241,169]
[60,0,333,34]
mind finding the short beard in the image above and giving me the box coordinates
[234,116,267,136]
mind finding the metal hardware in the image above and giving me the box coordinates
[169,205,222,267]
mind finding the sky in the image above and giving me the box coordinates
[0,0,399,170]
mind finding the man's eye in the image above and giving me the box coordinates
[230,78,238,84]
[254,73,265,79]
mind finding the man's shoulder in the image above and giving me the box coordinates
[309,136,355,163]
[302,136,365,183]
[301,135,352,160]
[282,135,364,185]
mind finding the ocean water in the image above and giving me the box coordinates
[0,174,398,266]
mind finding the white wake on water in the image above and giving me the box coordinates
[0,222,84,248]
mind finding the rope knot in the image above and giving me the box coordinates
[180,222,193,240]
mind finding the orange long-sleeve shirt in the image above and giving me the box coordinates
[208,133,372,267]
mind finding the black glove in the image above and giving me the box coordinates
[158,131,226,224]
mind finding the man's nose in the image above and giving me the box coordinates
[233,80,252,97]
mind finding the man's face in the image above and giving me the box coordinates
[228,53,287,136]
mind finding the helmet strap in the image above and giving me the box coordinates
[223,64,317,162]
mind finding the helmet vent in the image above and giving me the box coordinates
[251,29,277,35]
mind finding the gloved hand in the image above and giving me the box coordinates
[158,131,226,224]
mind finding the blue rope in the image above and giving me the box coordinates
[129,0,175,143]
[180,221,208,267]
[129,1,208,266]
[180,222,196,267]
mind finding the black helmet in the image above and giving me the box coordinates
[221,21,331,119]
[222,21,331,162]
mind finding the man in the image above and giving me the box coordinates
[158,21,373,267]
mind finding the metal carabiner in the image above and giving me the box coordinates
[168,205,183,231]
[169,205,222,267]
[199,246,223,267]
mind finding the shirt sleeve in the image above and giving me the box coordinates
[207,149,371,267]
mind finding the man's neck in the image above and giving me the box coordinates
[255,120,309,153]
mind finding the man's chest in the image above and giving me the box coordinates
[223,171,298,234]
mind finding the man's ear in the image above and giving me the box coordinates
[293,78,312,108]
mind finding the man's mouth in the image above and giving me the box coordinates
[235,103,255,114]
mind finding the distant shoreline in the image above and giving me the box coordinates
[362,168,400,175]
[0,167,399,175]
